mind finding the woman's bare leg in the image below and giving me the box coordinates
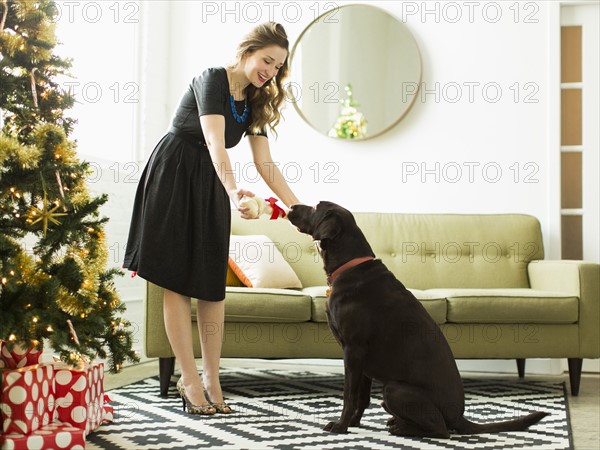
[163,289,210,406]
[196,299,228,406]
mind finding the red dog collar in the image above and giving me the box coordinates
[327,256,375,287]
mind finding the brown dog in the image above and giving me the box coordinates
[287,201,548,438]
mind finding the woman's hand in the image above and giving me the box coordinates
[230,188,257,220]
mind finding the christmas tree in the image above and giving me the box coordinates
[0,0,138,372]
[328,84,368,139]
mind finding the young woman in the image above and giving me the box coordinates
[124,22,301,415]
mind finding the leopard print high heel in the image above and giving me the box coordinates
[176,378,216,415]
[207,397,233,414]
[202,379,233,414]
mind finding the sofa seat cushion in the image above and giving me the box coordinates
[304,287,447,325]
[303,287,329,323]
[426,289,579,324]
[408,289,449,324]
[210,287,312,322]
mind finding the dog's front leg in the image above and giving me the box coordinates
[349,375,372,427]
[324,347,366,433]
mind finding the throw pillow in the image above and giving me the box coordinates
[229,235,303,289]
[226,266,244,287]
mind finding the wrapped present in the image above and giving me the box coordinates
[0,364,56,435]
[54,362,108,435]
[0,421,85,450]
[102,395,114,423]
[0,341,43,370]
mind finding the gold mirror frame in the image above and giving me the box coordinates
[288,4,422,140]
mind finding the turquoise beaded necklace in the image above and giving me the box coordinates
[230,95,250,123]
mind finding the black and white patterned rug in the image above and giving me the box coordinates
[87,367,572,450]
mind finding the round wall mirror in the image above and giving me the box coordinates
[288,5,422,140]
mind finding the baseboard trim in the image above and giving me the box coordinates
[457,358,564,375]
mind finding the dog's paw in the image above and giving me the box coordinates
[348,417,362,427]
[387,416,398,427]
[323,421,349,434]
[349,411,366,427]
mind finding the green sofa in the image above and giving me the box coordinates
[144,213,600,396]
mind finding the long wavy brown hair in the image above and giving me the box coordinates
[229,22,289,136]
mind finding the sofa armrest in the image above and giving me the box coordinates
[144,282,173,358]
[528,260,600,357]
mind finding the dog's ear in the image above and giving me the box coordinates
[312,211,341,241]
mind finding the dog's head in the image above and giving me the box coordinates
[288,201,375,272]
[287,201,352,240]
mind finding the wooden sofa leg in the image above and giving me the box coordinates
[159,357,176,398]
[568,358,583,396]
[516,359,526,378]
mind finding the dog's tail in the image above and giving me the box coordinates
[452,411,549,435]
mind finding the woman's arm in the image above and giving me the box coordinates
[201,115,255,218]
[248,135,301,207]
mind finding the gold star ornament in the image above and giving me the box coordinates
[26,193,68,237]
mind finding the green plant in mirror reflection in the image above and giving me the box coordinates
[328,84,368,139]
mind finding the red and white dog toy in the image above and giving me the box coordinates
[240,196,287,220]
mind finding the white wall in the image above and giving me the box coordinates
[162,0,553,236]
[86,158,146,357]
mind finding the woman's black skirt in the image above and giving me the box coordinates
[123,130,230,300]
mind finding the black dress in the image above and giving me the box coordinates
[123,67,265,300]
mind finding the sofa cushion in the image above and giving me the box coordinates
[426,289,579,324]
[304,287,447,325]
[230,215,327,287]
[218,287,311,322]
[347,213,544,290]
[231,213,545,291]
[408,289,449,324]
[226,266,244,287]
[303,286,329,323]
[229,235,303,289]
